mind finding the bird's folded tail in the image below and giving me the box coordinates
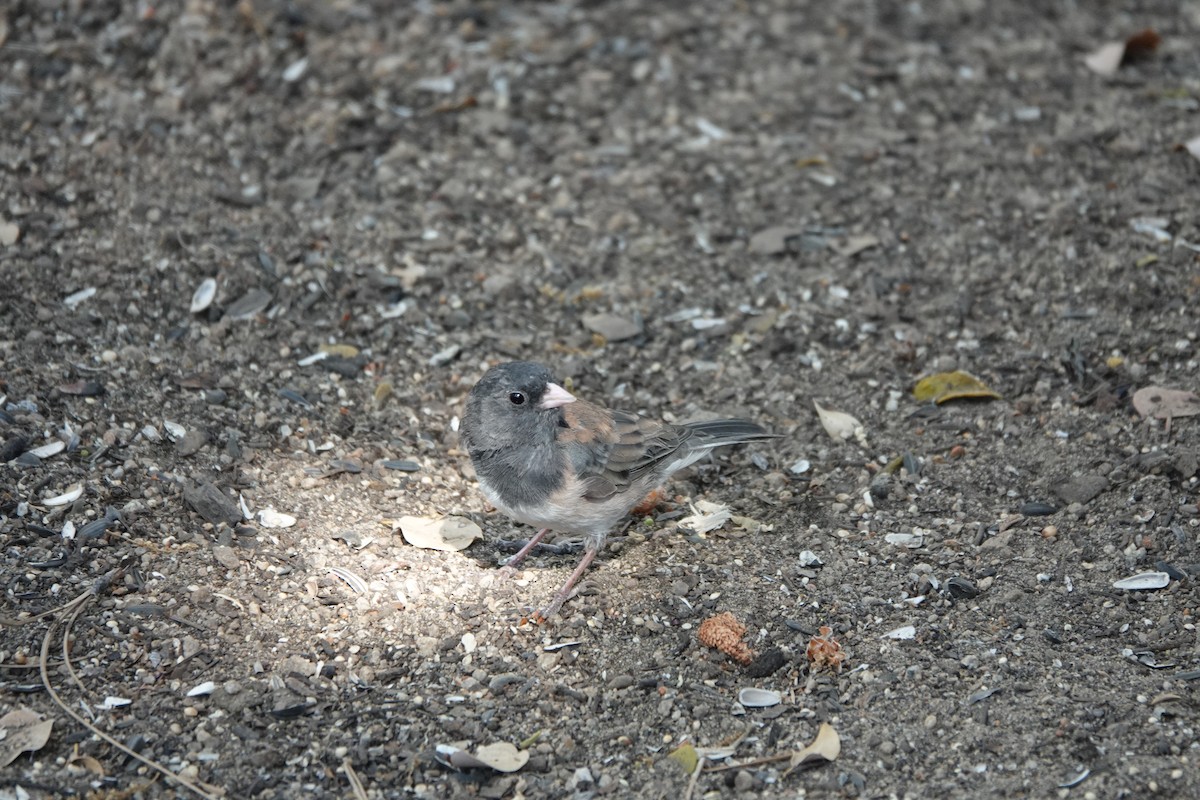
[683,419,777,448]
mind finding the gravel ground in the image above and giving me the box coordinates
[2,1,1200,798]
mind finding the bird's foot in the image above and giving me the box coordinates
[527,546,599,623]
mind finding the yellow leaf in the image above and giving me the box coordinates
[320,343,360,358]
[912,371,1001,404]
[374,381,393,407]
[667,742,699,774]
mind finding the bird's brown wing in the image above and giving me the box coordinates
[558,400,692,500]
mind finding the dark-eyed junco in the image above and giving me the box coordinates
[461,361,776,621]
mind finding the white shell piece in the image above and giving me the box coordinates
[297,352,328,367]
[190,278,217,313]
[882,625,917,640]
[885,532,924,548]
[43,484,84,507]
[64,287,97,309]
[1112,572,1170,591]
[737,688,781,708]
[27,440,66,459]
[258,508,297,528]
[282,57,308,83]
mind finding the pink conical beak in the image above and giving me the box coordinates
[539,382,576,409]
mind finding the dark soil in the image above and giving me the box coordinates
[2,1,1199,798]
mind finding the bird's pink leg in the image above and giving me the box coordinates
[496,527,551,579]
[533,546,598,623]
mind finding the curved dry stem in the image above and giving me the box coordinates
[38,592,223,800]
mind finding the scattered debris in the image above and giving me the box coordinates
[1131,217,1172,243]
[830,233,879,258]
[1053,474,1110,505]
[0,218,19,246]
[582,312,642,342]
[226,288,272,320]
[680,500,732,534]
[428,344,461,367]
[1186,136,1200,163]
[183,482,242,526]
[63,287,97,309]
[328,566,368,594]
[749,226,805,255]
[1058,768,1091,789]
[789,458,811,475]
[58,380,104,396]
[282,56,308,83]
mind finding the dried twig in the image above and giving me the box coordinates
[342,757,369,800]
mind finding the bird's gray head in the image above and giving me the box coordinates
[461,361,576,452]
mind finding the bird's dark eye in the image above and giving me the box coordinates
[508,392,526,405]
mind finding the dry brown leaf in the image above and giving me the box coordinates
[393,515,481,551]
[0,708,54,767]
[438,741,530,772]
[66,750,107,776]
[786,723,841,773]
[1132,387,1200,419]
